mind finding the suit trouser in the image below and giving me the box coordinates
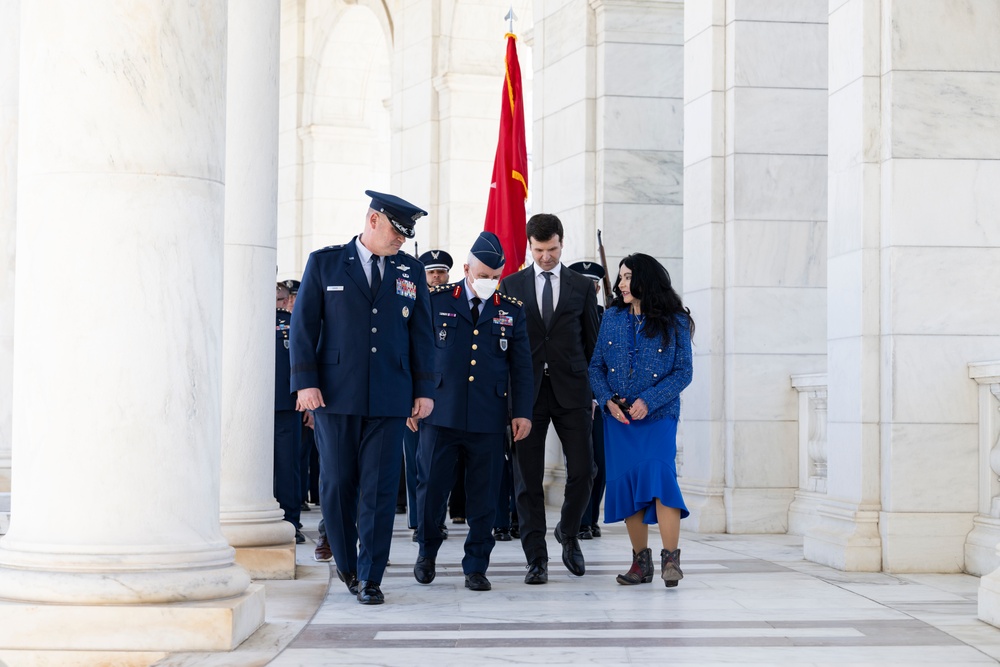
[314,413,404,584]
[583,408,606,528]
[513,376,595,564]
[416,424,504,575]
[273,410,303,529]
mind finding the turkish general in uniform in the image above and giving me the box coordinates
[412,232,534,592]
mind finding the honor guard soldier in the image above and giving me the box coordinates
[568,261,607,541]
[412,232,533,592]
[274,283,304,544]
[289,190,435,605]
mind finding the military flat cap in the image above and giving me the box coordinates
[568,260,605,282]
[419,249,454,271]
[365,190,427,239]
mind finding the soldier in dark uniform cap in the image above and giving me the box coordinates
[275,282,304,543]
[568,260,607,540]
[289,190,435,605]
[412,231,533,592]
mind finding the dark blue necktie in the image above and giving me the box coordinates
[370,255,381,298]
[541,271,554,327]
[471,297,482,322]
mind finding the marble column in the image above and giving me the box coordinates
[0,0,263,651]
[0,0,18,533]
[682,0,828,534]
[220,0,296,580]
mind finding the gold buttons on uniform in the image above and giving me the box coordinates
[471,360,477,366]
[473,329,479,335]
[442,322,447,327]
[469,376,475,382]
[472,344,478,350]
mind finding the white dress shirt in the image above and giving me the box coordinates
[355,237,385,287]
[532,262,562,317]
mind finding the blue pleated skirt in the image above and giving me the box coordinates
[603,415,689,524]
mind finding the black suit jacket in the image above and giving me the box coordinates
[499,264,600,409]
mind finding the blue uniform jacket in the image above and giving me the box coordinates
[588,309,693,422]
[423,282,534,434]
[289,237,435,417]
[275,308,296,411]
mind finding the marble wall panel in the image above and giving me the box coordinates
[888,71,1000,160]
[538,152,594,216]
[732,154,827,221]
[827,335,881,426]
[882,423,978,512]
[732,88,828,156]
[827,76,881,175]
[681,219,724,292]
[887,159,1000,248]
[887,247,1000,336]
[729,353,824,421]
[682,156,725,225]
[539,47,591,116]
[541,1,590,68]
[600,149,682,205]
[396,83,434,135]
[827,0,880,91]
[443,117,499,161]
[603,43,683,98]
[684,0,724,37]
[682,91,724,166]
[683,25,725,103]
[602,97,682,152]
[729,286,827,355]
[731,21,828,89]
[730,420,799,487]
[888,0,1000,73]
[600,1,683,45]
[826,248,879,340]
[542,101,591,165]
[397,121,433,172]
[601,203,683,258]
[887,335,996,425]
[728,0,828,23]
[732,220,826,288]
[827,163,881,257]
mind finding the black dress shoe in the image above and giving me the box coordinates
[336,568,359,595]
[300,502,312,512]
[414,556,436,584]
[510,522,520,539]
[439,525,449,540]
[554,522,586,576]
[465,572,491,591]
[395,504,407,514]
[411,529,418,542]
[357,580,384,605]
[295,529,306,544]
[578,526,593,540]
[493,527,512,541]
[591,524,602,538]
[524,558,548,585]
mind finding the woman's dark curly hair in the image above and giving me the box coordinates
[609,253,694,344]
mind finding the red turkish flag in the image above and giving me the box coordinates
[484,34,528,279]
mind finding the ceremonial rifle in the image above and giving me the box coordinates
[596,229,614,306]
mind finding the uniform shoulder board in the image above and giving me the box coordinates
[498,292,523,307]
[430,281,459,295]
[314,243,345,254]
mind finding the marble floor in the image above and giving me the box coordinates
[4,507,1000,666]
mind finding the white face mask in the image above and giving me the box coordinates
[471,278,499,299]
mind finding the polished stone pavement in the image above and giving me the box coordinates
[3,507,1000,666]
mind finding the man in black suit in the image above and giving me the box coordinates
[498,213,599,584]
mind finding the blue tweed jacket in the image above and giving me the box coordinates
[588,309,692,422]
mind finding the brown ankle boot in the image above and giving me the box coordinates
[616,548,653,585]
[660,548,683,587]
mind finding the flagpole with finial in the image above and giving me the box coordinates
[505,5,517,34]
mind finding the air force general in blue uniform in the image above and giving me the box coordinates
[412,232,534,592]
[289,191,435,605]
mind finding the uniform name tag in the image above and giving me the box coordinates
[396,278,417,300]
[438,312,457,318]
[327,285,344,291]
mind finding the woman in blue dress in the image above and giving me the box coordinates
[588,253,694,587]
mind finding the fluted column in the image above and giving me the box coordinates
[0,0,18,530]
[219,0,295,580]
[0,0,263,651]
